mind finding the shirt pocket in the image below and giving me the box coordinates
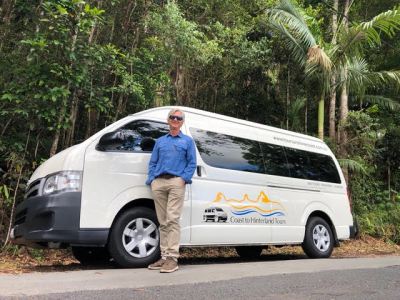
[174,143,188,158]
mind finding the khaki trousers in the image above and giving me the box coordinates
[151,177,185,260]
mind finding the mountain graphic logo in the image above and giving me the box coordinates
[212,191,286,217]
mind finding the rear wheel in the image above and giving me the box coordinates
[235,246,263,259]
[71,246,111,266]
[108,207,160,268]
[302,217,334,258]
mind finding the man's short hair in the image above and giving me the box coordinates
[168,108,185,120]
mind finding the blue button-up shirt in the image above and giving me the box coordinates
[146,131,197,185]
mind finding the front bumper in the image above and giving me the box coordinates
[11,191,108,248]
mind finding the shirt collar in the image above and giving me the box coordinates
[167,131,183,138]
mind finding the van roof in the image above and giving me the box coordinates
[133,106,324,144]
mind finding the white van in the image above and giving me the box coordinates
[11,106,356,267]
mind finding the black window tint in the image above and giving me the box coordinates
[190,128,265,174]
[98,120,169,152]
[308,152,341,183]
[285,148,310,180]
[285,147,341,183]
[261,143,290,177]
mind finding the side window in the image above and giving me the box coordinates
[285,147,341,183]
[284,148,310,180]
[190,128,265,174]
[308,152,341,183]
[97,120,169,152]
[260,143,290,177]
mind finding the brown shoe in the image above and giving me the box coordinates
[148,258,166,270]
[160,258,179,273]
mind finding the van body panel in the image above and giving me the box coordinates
[29,144,85,183]
[336,225,351,240]
[190,174,273,244]
[81,137,150,228]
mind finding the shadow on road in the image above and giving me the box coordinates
[24,248,307,273]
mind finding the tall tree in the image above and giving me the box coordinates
[267,0,332,139]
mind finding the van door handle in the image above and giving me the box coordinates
[197,166,202,177]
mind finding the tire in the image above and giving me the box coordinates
[71,246,111,266]
[235,246,263,259]
[302,217,334,258]
[108,207,160,268]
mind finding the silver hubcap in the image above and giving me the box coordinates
[122,218,159,258]
[312,224,331,252]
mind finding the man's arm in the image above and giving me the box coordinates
[182,138,197,184]
[145,140,160,185]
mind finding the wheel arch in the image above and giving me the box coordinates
[306,210,339,246]
[107,198,156,242]
[111,198,155,224]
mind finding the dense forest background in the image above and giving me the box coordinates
[1,0,400,249]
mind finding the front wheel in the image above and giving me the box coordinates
[108,207,160,268]
[302,217,334,258]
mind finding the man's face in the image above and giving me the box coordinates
[168,111,184,131]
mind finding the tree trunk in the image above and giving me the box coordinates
[49,2,82,156]
[4,129,30,246]
[318,95,324,140]
[174,63,185,105]
[0,0,15,51]
[286,67,290,130]
[329,77,337,140]
[338,0,350,181]
[64,90,79,147]
[49,102,66,157]
[329,0,338,141]
[115,94,125,121]
[85,108,98,139]
[304,98,308,134]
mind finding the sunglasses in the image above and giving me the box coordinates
[169,115,184,121]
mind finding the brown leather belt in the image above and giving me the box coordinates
[157,174,178,179]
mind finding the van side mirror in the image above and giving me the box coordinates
[96,131,124,151]
[140,137,155,152]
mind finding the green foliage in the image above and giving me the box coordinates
[357,199,400,243]
[1,0,400,247]
[149,2,223,65]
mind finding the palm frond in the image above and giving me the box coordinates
[267,0,317,49]
[346,57,372,92]
[337,28,366,57]
[338,158,367,175]
[360,95,400,110]
[267,0,332,73]
[288,98,306,131]
[354,8,400,46]
[368,70,400,88]
[268,18,307,65]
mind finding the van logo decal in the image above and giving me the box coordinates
[212,191,286,217]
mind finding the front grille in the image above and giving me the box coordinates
[14,208,27,225]
[25,179,42,199]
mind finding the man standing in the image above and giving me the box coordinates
[146,108,197,273]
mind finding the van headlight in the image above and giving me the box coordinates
[43,171,82,195]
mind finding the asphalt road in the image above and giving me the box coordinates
[0,256,399,299]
